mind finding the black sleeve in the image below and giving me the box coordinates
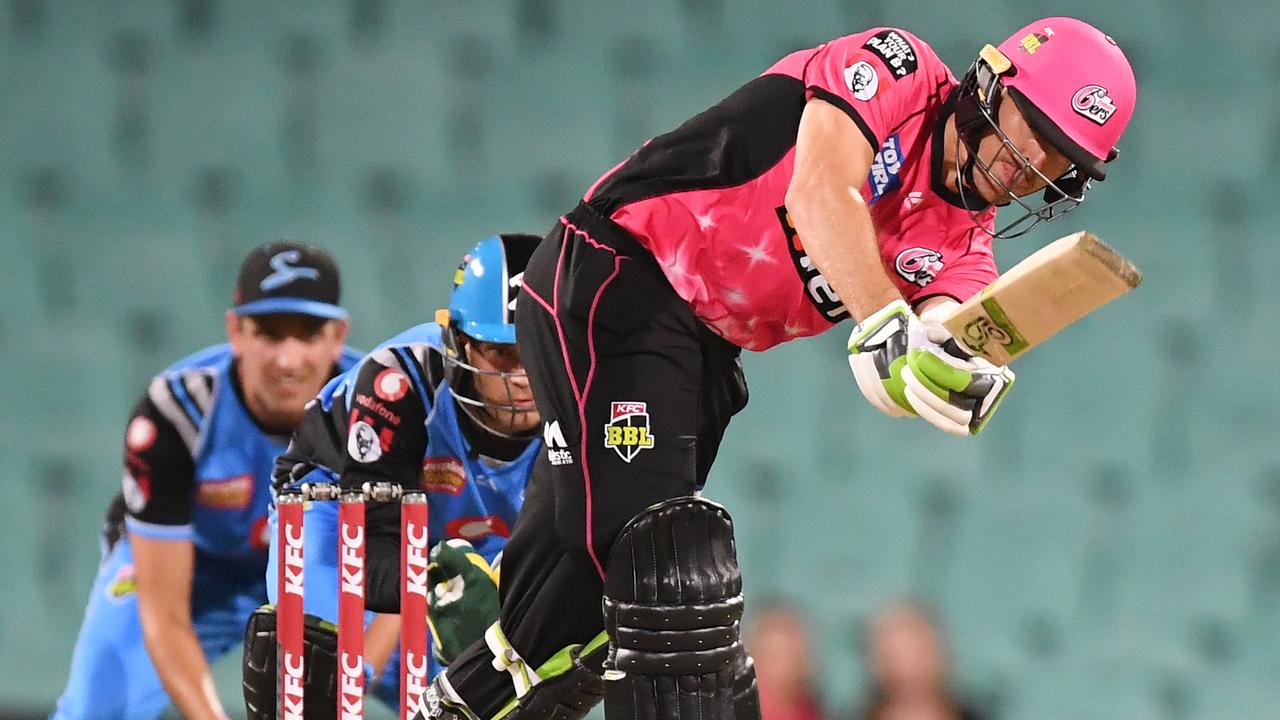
[121,394,197,528]
[363,510,404,613]
[339,356,430,492]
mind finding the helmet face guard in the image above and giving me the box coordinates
[953,18,1136,239]
[440,233,542,440]
[442,325,537,440]
[953,47,1091,238]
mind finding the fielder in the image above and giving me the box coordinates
[52,242,359,720]
[242,234,544,717]
[422,17,1137,720]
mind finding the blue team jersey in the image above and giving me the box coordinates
[121,343,361,564]
[305,323,538,559]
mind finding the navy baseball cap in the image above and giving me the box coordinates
[232,241,347,319]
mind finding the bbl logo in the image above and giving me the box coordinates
[604,402,655,463]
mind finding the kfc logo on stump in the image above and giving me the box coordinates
[894,248,945,287]
[604,402,655,463]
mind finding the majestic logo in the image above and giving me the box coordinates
[374,368,410,402]
[196,474,254,509]
[894,248,945,287]
[868,134,904,202]
[777,207,849,322]
[347,420,384,463]
[422,456,467,495]
[1072,85,1116,125]
[862,30,917,78]
[543,420,573,466]
[260,249,320,291]
[844,60,879,101]
[604,402,655,463]
[902,191,924,211]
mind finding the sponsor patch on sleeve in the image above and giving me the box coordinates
[862,29,918,79]
[844,60,880,101]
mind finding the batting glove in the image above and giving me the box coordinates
[848,300,1015,435]
[426,539,500,665]
[901,305,1015,436]
[848,299,918,418]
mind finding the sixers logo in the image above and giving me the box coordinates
[1072,85,1116,125]
[894,248,944,287]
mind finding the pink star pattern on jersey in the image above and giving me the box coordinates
[599,28,998,351]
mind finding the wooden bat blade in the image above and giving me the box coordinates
[939,231,1142,365]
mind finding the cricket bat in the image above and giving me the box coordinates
[939,231,1142,365]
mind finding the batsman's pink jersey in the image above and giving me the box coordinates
[584,28,998,351]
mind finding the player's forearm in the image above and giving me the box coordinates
[140,613,229,720]
[785,179,901,322]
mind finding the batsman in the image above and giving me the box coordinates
[419,16,1138,720]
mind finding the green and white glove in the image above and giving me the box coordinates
[426,539,500,665]
[847,299,917,418]
[848,299,1015,436]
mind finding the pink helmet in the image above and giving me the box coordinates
[995,17,1137,180]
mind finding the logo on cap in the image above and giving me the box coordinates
[261,250,320,291]
[1072,85,1117,125]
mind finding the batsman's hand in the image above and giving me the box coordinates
[848,300,1015,436]
[426,539,500,665]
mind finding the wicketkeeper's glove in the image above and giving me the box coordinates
[426,539,500,665]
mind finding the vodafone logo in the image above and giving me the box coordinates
[374,368,410,402]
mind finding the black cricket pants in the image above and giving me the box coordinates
[442,201,749,717]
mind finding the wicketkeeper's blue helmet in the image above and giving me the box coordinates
[441,233,541,439]
[446,234,537,344]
